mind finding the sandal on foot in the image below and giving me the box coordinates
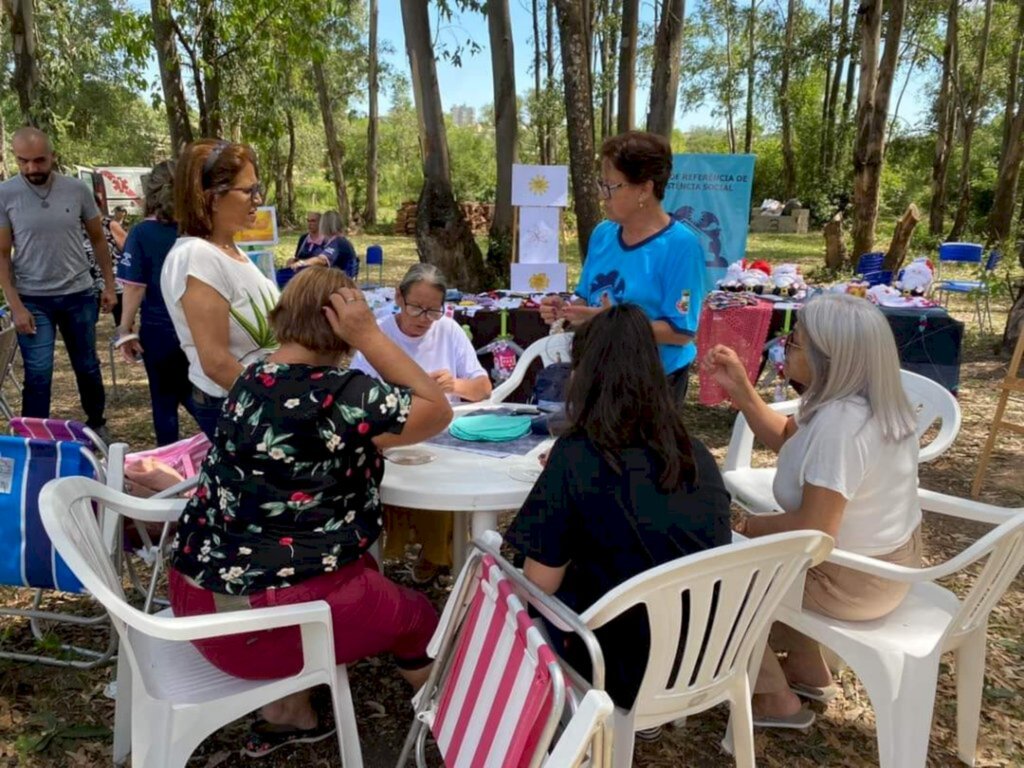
[242,718,336,758]
[752,708,815,730]
[789,682,839,703]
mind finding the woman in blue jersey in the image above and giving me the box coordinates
[540,131,707,401]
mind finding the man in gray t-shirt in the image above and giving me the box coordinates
[0,127,116,433]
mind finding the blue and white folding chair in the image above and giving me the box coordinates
[0,435,122,667]
[933,245,1001,332]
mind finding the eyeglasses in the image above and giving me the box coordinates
[595,179,628,200]
[784,332,802,355]
[224,183,263,201]
[404,303,444,321]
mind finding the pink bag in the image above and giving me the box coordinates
[696,301,774,406]
[123,432,211,481]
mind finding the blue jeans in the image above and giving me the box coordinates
[17,290,106,428]
[139,321,197,446]
[189,386,226,441]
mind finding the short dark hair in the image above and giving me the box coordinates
[600,131,673,200]
[174,139,259,237]
[144,160,176,222]
[565,303,696,490]
[269,267,354,355]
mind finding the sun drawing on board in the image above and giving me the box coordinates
[528,272,551,291]
[528,174,550,196]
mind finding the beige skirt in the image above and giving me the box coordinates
[803,526,923,622]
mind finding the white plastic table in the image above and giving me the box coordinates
[379,407,551,570]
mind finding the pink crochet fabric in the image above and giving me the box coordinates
[696,301,774,406]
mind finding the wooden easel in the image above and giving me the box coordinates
[971,329,1024,498]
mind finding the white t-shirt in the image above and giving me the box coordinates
[772,396,921,556]
[350,314,488,404]
[161,237,280,398]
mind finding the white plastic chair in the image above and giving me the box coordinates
[38,476,363,768]
[397,531,614,768]
[723,369,962,515]
[501,528,833,768]
[488,332,573,404]
[773,492,1024,768]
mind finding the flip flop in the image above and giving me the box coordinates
[242,718,336,758]
[789,682,839,703]
[752,708,816,730]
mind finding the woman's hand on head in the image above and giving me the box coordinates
[324,288,380,348]
[703,345,754,408]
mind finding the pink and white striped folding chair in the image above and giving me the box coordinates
[10,416,108,458]
[398,539,611,768]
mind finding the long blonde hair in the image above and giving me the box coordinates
[797,293,916,442]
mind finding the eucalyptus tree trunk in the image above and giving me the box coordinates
[400,0,487,290]
[285,108,296,223]
[779,0,797,196]
[929,0,959,236]
[150,0,193,156]
[199,0,221,137]
[364,0,379,225]
[617,0,639,133]
[723,0,737,153]
[3,0,41,126]
[987,0,1024,248]
[948,0,994,241]
[646,0,685,138]
[743,0,757,152]
[545,0,556,162]
[312,59,351,227]
[851,0,907,260]
[532,0,545,160]
[822,0,851,172]
[554,0,602,260]
[486,0,518,285]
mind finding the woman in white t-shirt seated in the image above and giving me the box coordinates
[350,263,491,583]
[161,140,280,440]
[704,292,921,730]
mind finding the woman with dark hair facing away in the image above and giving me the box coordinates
[505,303,732,712]
[160,140,280,440]
[116,160,198,445]
[168,267,452,757]
[539,131,708,402]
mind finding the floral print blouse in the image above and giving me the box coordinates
[170,360,412,595]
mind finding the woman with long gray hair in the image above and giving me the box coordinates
[116,160,198,445]
[704,292,922,730]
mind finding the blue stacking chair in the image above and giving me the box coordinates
[0,435,119,668]
[364,244,384,288]
[855,251,893,286]
[933,243,999,332]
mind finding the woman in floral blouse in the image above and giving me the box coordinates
[167,267,453,757]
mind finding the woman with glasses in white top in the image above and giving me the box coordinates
[160,139,280,440]
[350,263,491,583]
[539,130,708,402]
[704,293,922,731]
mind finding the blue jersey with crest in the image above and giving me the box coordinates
[574,219,707,372]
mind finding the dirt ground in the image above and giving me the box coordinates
[0,238,1022,767]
